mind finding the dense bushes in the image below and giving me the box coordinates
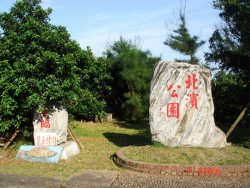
[0,0,110,135]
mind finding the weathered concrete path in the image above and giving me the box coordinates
[0,170,249,188]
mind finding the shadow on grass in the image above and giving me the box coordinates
[111,119,150,131]
[217,123,250,148]
[103,132,152,147]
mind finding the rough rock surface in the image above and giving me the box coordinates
[150,61,227,148]
[33,105,68,145]
[60,141,80,160]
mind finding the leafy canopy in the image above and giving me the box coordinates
[206,0,250,124]
[0,0,110,135]
[205,0,250,80]
[69,47,111,121]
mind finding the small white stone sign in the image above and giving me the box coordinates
[33,105,68,145]
[150,62,227,148]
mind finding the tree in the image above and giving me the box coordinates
[205,0,250,124]
[0,0,109,136]
[212,71,249,123]
[78,47,111,101]
[105,37,160,121]
[205,0,250,82]
[164,7,205,64]
[68,47,111,121]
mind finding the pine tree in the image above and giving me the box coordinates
[105,37,160,121]
[164,10,205,64]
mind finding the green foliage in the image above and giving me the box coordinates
[0,0,111,135]
[212,71,249,123]
[206,0,250,124]
[68,89,107,121]
[68,47,111,121]
[206,0,250,77]
[78,47,111,101]
[105,37,160,121]
[164,11,205,64]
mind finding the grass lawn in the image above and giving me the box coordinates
[0,119,249,181]
[125,145,250,165]
[0,120,151,181]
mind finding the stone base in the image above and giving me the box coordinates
[103,113,112,122]
[60,141,80,160]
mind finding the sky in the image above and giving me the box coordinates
[0,0,221,63]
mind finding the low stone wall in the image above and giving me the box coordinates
[114,147,250,177]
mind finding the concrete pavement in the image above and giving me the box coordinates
[0,170,250,188]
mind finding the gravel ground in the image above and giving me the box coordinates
[112,171,250,188]
[1,170,249,188]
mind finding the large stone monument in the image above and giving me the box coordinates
[33,105,68,146]
[150,62,227,148]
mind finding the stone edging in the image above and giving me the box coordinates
[114,147,250,177]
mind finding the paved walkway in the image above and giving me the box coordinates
[0,170,250,188]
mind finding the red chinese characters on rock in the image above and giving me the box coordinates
[185,73,199,109]
[167,103,180,118]
[34,133,57,146]
[185,73,198,89]
[167,84,181,98]
[186,93,198,109]
[166,84,181,118]
[166,73,199,118]
[40,112,50,128]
